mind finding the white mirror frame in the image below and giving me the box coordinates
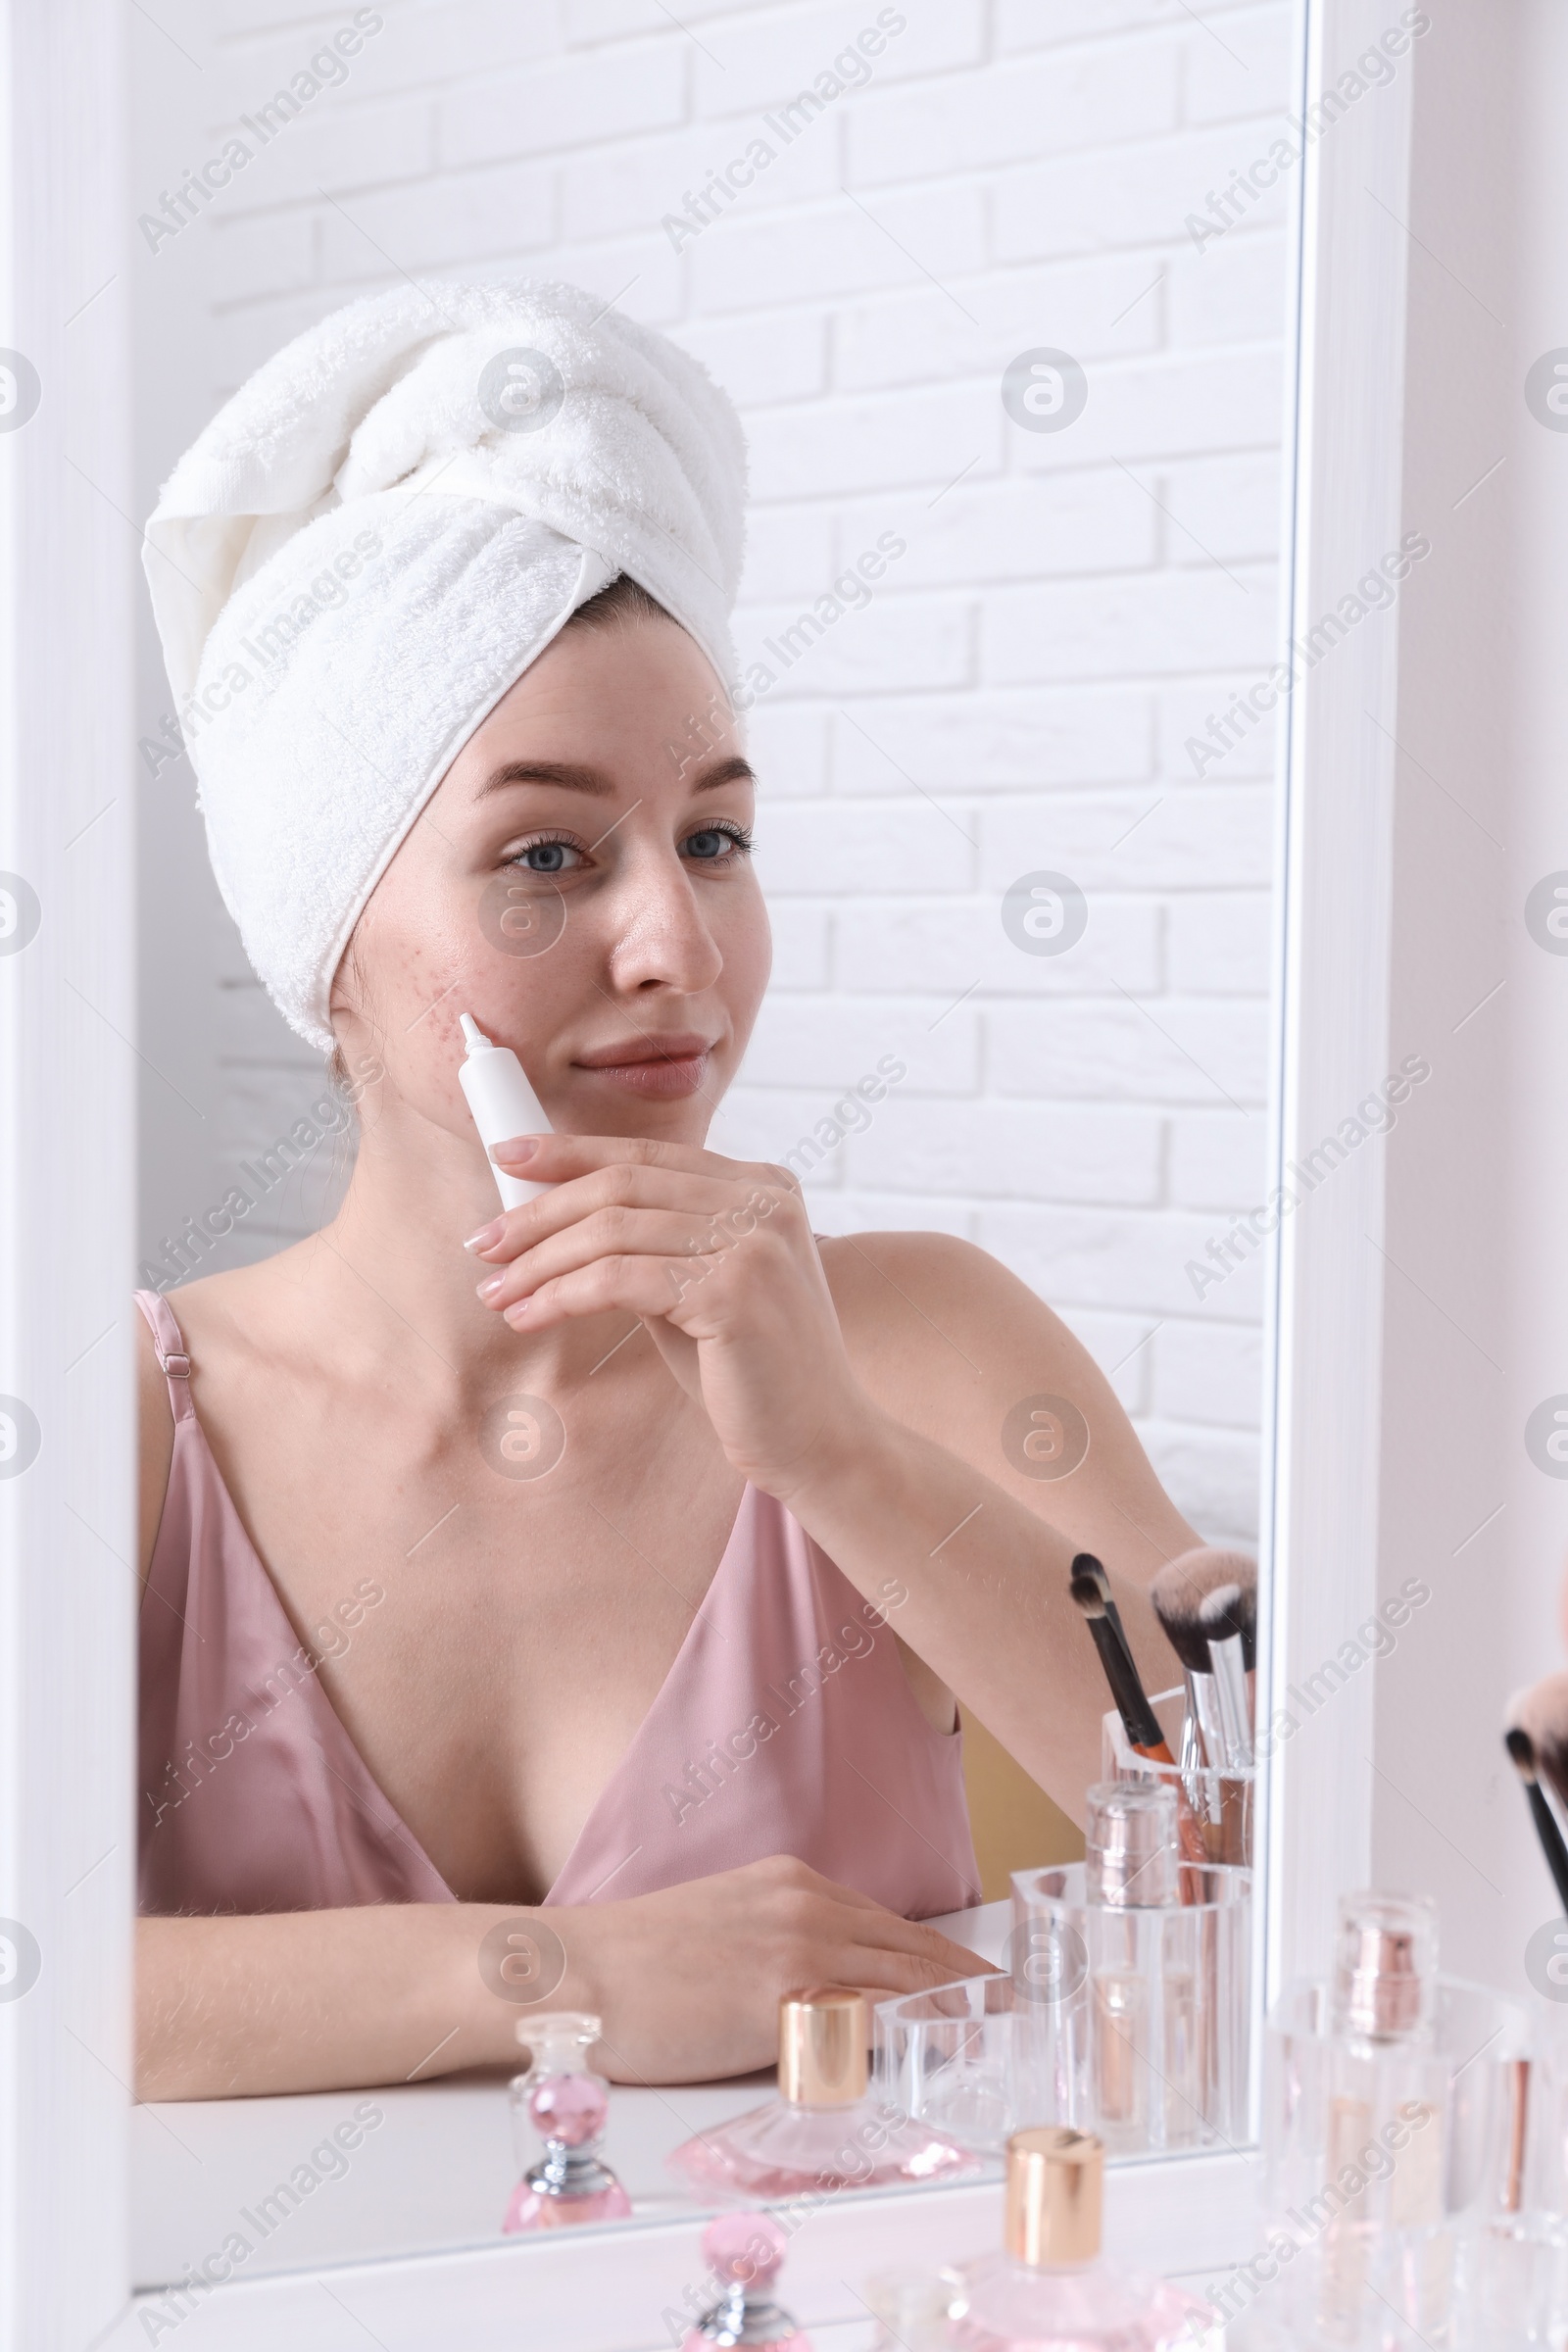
[2,0,1468,2340]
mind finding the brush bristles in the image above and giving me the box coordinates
[1069,1575,1108,1619]
[1153,1546,1257,1671]
[1071,1552,1112,1603]
[1150,1586,1213,1676]
[1200,1583,1247,1644]
[1504,1675,1568,1810]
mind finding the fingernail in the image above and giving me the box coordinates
[504,1298,531,1324]
[464,1218,504,1252]
[492,1135,539,1163]
[476,1274,507,1301]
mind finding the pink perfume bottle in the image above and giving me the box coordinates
[502,2011,632,2233]
[948,2128,1221,2350]
[680,2212,814,2350]
[669,1985,981,2200]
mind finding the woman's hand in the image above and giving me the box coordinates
[545,1854,993,2084]
[466,1134,873,1499]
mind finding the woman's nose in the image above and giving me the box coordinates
[603,857,724,996]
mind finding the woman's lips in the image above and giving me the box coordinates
[572,1035,715,1100]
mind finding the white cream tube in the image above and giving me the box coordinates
[458,1012,552,1210]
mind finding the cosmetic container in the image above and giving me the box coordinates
[668,1987,981,2201]
[1259,1891,1542,2350]
[945,2127,1222,2350]
[1102,1693,1253,1871]
[1450,2037,1568,2352]
[458,1012,551,1209]
[1010,1814,1251,2155]
[503,2012,631,2233]
[679,2212,813,2350]
[873,1973,1022,2157]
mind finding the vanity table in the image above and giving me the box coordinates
[116,1903,1267,2350]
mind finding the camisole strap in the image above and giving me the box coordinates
[132,1289,196,1424]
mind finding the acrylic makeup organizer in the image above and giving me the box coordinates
[1008,1856,1251,2156]
[872,1973,1022,2159]
[1260,1975,1567,2351]
[1102,1690,1254,1872]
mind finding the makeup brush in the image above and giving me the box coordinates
[1152,1548,1257,1771]
[1503,1679,1568,1914]
[1069,1565,1207,1874]
[1069,1568,1165,1754]
[1151,1559,1223,1773]
[1071,1551,1132,1668]
[1199,1577,1257,1769]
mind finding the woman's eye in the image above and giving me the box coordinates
[682,826,750,863]
[512,840,583,874]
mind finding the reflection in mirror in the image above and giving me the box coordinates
[129,0,1294,2292]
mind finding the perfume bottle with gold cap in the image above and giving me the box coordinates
[667,1986,981,2200]
[946,2127,1222,2350]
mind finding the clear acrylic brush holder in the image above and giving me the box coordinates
[1102,1692,1254,1871]
[1009,1858,1251,2155]
[1259,1975,1565,2350]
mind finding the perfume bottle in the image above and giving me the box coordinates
[948,2126,1221,2349]
[668,1986,981,2200]
[1083,1783,1200,2152]
[1318,1891,1447,2338]
[502,2011,631,2233]
[680,2212,813,2350]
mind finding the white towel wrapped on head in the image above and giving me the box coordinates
[142,278,748,1053]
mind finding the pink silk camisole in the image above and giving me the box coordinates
[134,1290,981,1922]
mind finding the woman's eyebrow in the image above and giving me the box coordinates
[689,755,757,791]
[476,754,757,798]
[476,760,613,799]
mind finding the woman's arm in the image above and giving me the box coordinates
[471,1138,1203,1814]
[137,1858,991,2100]
[808,1228,1200,1802]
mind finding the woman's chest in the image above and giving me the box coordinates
[201,1380,748,1894]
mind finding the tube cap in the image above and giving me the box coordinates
[777,1986,867,2106]
[1004,2127,1103,2267]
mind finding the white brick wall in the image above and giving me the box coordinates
[136,0,1296,1544]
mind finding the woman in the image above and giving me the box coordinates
[135,282,1200,2100]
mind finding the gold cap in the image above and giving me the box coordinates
[1004,2128,1102,2266]
[777,1986,867,2106]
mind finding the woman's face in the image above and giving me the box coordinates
[328,609,769,1149]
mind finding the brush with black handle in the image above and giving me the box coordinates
[1503,1676,1568,1915]
[1069,1555,1207,1874]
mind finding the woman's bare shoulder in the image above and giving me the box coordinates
[817,1228,1080,1371]
[133,1254,291,1586]
[817,1228,1129,1465]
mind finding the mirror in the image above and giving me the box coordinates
[128,0,1298,2293]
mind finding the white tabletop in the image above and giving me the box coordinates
[123,1898,1266,2348]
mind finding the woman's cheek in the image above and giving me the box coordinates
[716,876,771,1044]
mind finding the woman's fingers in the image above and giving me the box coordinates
[488,1129,799,1198]
[499,1250,729,1332]
[841,1938,994,1999]
[477,1200,778,1314]
[466,1160,790,1265]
